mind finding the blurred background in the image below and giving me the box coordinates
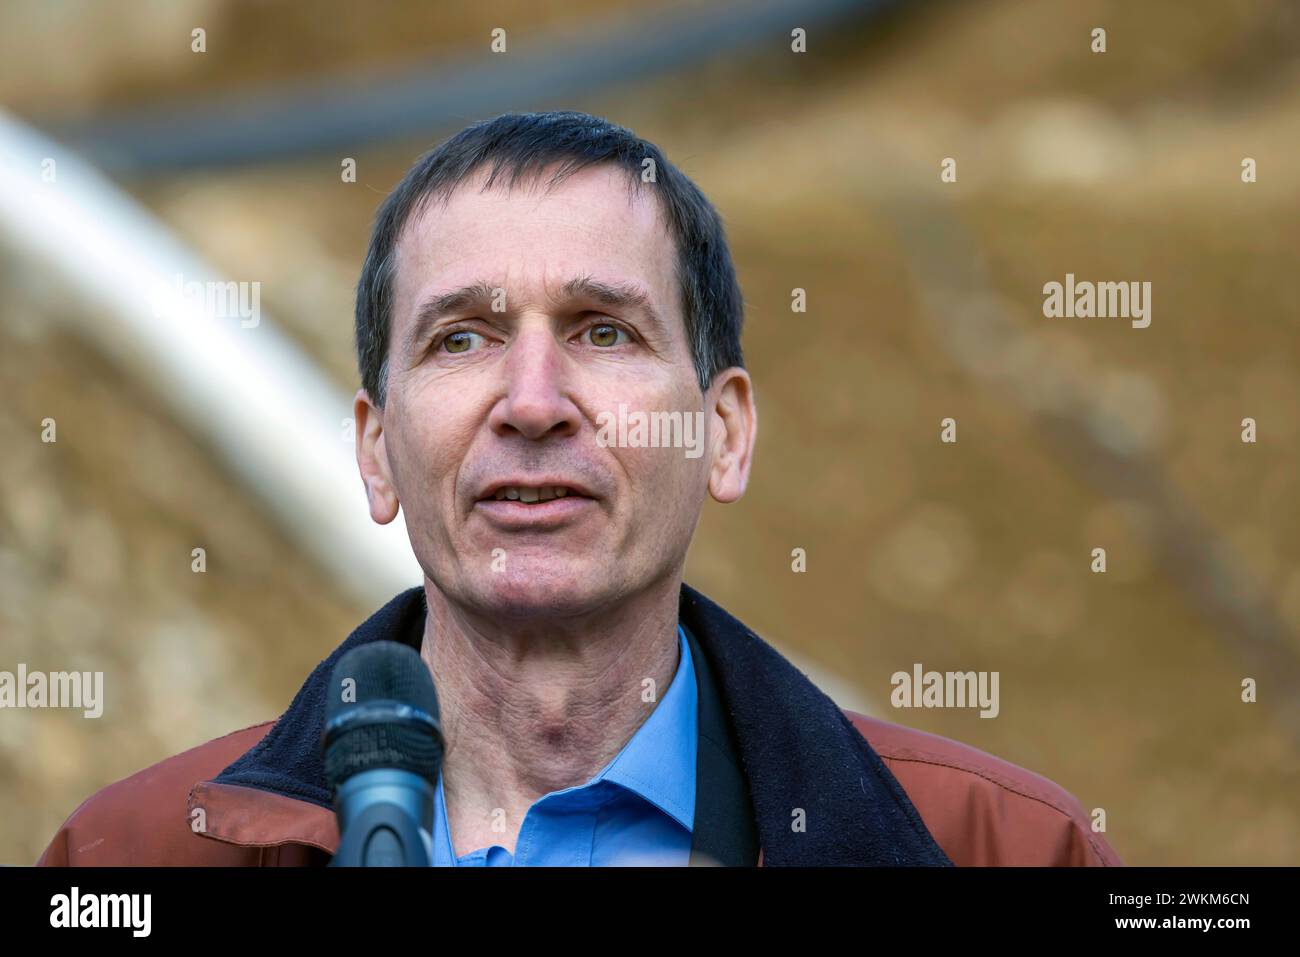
[1,0,1298,866]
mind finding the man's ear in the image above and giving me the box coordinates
[707,368,757,504]
[354,388,400,524]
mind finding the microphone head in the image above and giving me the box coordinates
[323,640,443,791]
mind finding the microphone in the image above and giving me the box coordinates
[323,640,444,866]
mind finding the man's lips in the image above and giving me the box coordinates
[472,479,600,529]
[475,479,598,502]
[473,495,597,529]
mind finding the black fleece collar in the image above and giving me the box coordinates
[213,584,951,866]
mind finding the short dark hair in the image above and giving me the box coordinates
[354,111,744,406]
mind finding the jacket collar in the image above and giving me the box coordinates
[194,584,951,866]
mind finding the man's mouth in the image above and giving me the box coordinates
[476,478,597,504]
[488,485,577,504]
[473,480,599,528]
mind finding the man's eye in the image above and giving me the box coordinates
[442,331,483,354]
[587,324,627,347]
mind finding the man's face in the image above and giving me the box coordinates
[361,164,721,619]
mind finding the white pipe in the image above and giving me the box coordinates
[0,109,422,606]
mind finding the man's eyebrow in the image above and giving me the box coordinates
[404,280,498,355]
[558,276,665,331]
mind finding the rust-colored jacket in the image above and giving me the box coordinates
[38,586,1120,867]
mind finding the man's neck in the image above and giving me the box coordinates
[418,579,683,858]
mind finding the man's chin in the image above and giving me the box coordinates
[455,568,620,620]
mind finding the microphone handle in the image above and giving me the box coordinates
[331,768,435,866]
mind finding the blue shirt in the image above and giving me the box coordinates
[431,624,697,866]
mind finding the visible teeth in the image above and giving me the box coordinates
[491,485,576,502]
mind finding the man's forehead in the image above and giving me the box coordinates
[392,164,676,306]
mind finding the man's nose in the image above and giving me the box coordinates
[487,324,581,441]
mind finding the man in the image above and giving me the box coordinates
[38,112,1120,867]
